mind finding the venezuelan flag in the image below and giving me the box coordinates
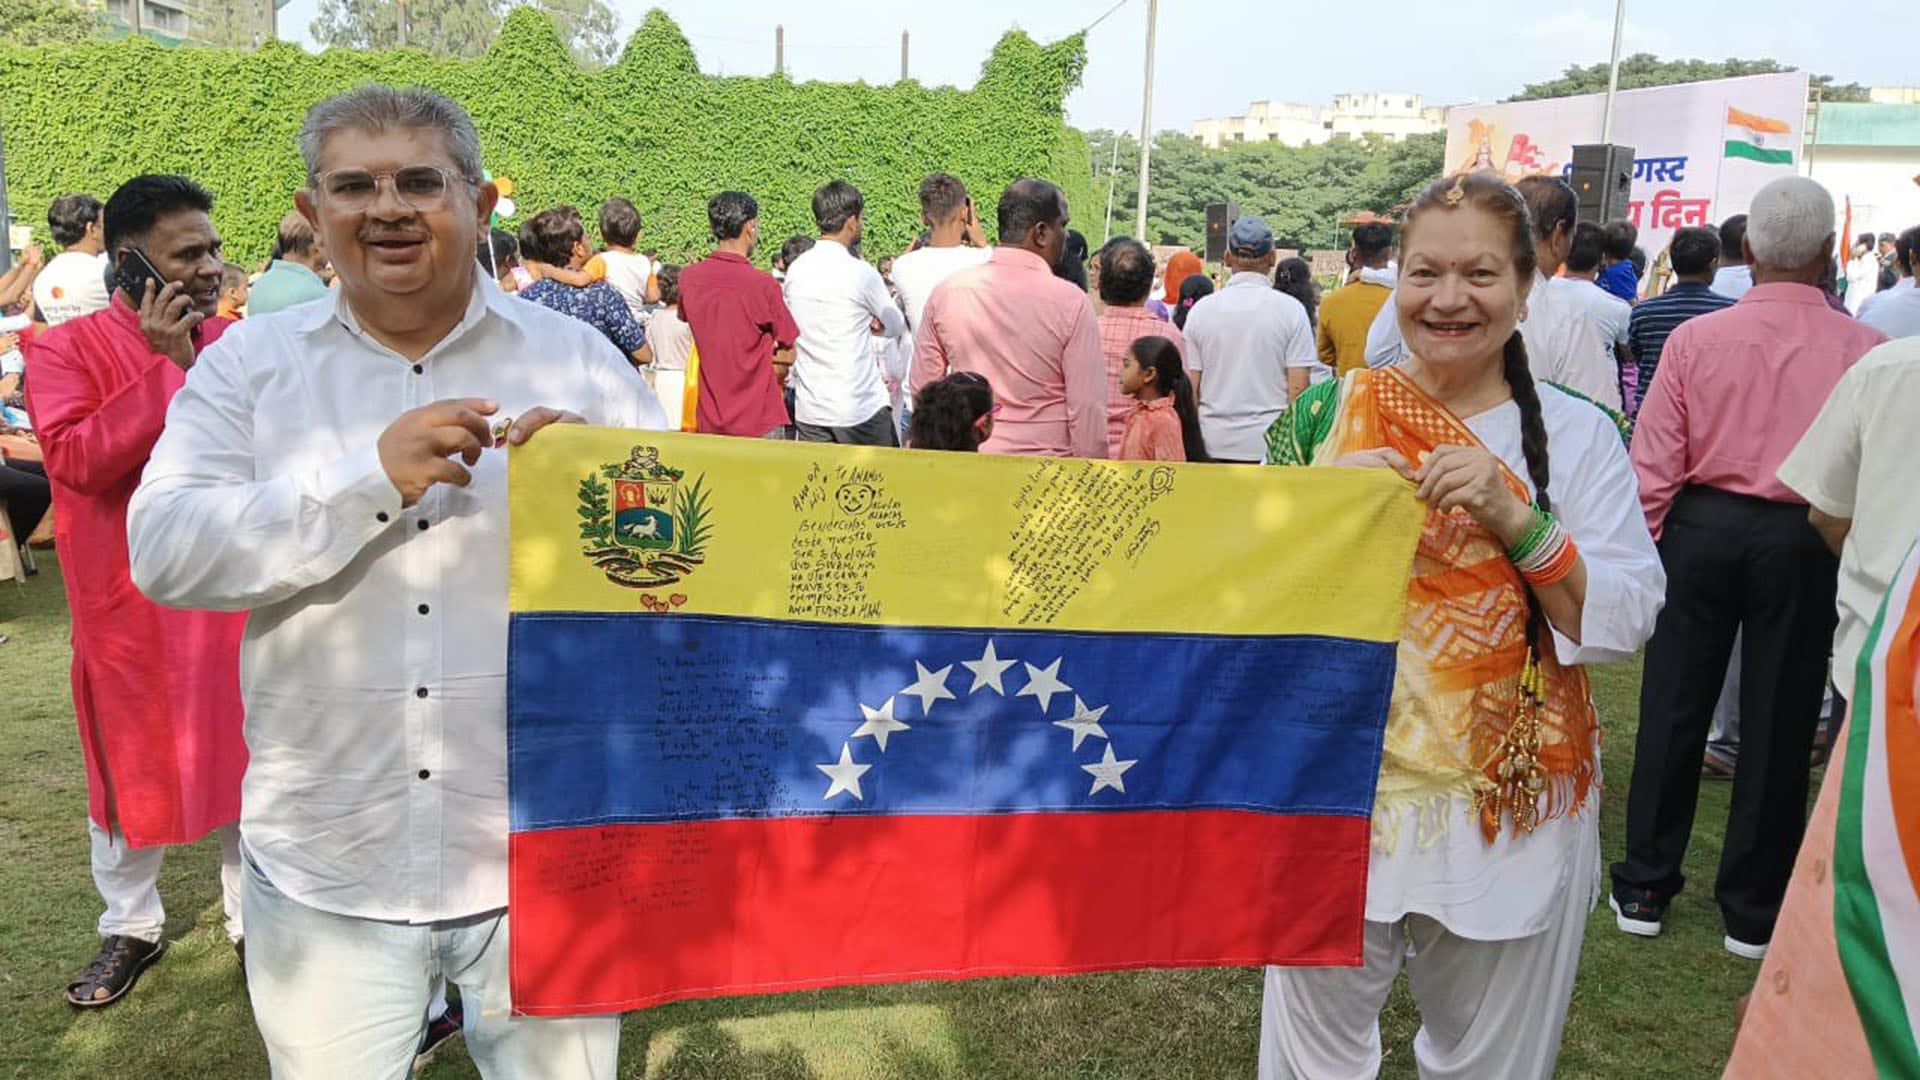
[506,429,1424,1015]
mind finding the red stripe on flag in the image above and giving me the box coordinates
[509,810,1369,1014]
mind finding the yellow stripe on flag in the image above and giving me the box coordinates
[1728,106,1792,135]
[509,427,1425,642]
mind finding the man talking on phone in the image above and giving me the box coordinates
[23,174,250,1008]
[128,85,663,1077]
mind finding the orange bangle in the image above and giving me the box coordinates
[1521,535,1579,588]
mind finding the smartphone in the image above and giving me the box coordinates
[116,247,171,307]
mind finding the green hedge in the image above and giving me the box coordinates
[0,7,1092,267]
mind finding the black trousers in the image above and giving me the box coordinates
[0,459,50,543]
[1611,485,1838,942]
[794,407,898,448]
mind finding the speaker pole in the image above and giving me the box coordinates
[1601,0,1626,143]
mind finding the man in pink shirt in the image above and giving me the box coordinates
[1094,237,1184,456]
[1611,177,1888,959]
[911,179,1107,458]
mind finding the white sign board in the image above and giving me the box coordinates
[1444,72,1810,260]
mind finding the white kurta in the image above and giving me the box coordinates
[1262,382,1665,1080]
[1366,383,1665,937]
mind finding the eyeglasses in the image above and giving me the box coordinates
[314,165,473,212]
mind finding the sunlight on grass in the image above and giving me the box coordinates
[2,556,1759,1079]
[644,1003,961,1079]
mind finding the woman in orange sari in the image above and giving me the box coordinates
[1257,172,1665,1079]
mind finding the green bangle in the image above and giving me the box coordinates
[1508,507,1554,562]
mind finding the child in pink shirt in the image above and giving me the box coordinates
[1117,337,1207,462]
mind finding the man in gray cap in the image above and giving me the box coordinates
[1181,216,1316,462]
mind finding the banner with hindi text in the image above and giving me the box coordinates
[1445,72,1810,273]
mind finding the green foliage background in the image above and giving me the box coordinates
[0,6,1093,266]
[1083,129,1444,251]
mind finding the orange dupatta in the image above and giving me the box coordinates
[1312,367,1598,845]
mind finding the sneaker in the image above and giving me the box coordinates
[1610,890,1666,937]
[413,1000,464,1073]
[1724,935,1769,961]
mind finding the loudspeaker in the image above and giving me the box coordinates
[1204,202,1239,262]
[1569,144,1634,224]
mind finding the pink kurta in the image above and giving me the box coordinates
[910,247,1109,459]
[25,297,247,847]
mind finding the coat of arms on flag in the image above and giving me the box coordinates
[507,430,1426,1015]
[574,444,712,596]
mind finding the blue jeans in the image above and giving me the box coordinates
[241,850,620,1079]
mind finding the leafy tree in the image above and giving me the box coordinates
[189,0,270,49]
[311,0,619,68]
[534,0,618,68]
[1513,54,1869,103]
[312,0,500,57]
[1081,129,1444,252]
[0,0,105,46]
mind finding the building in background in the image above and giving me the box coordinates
[1808,88,1920,240]
[99,0,279,47]
[1192,94,1446,149]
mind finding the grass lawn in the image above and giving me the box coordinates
[1,553,1758,1078]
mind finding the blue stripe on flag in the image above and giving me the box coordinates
[509,613,1393,831]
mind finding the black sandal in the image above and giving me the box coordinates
[65,935,166,1008]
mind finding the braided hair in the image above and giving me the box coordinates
[1404,173,1558,660]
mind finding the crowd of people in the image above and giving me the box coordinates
[0,78,1915,1078]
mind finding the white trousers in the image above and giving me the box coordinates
[653,369,686,432]
[240,852,619,1080]
[1258,857,1591,1079]
[89,820,242,943]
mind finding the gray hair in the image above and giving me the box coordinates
[297,84,484,185]
[1745,176,1835,270]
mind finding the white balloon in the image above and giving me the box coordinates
[495,196,518,219]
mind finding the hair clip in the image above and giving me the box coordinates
[1444,175,1467,206]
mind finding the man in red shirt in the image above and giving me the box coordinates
[676,191,798,438]
[25,174,248,1008]
[1611,176,1888,960]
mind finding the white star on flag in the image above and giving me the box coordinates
[851,697,910,752]
[902,662,957,715]
[1015,658,1070,713]
[962,639,1016,695]
[818,742,873,801]
[1053,696,1110,750]
[1081,745,1137,795]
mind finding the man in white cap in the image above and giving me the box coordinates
[1180,215,1315,463]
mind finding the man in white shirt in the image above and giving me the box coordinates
[1710,214,1754,300]
[1858,226,1920,339]
[1845,232,1880,314]
[1508,177,1626,410]
[890,174,991,338]
[1550,221,1632,410]
[31,193,111,327]
[126,84,663,1078]
[1778,335,1920,700]
[1182,216,1315,462]
[785,180,906,446]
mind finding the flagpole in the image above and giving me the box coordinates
[1601,0,1626,143]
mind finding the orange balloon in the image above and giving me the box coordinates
[494,176,516,197]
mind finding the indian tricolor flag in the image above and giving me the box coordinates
[1835,539,1920,1075]
[1726,106,1795,165]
